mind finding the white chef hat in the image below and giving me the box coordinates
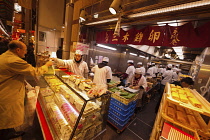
[127,60,134,63]
[167,64,172,68]
[137,62,142,65]
[135,68,143,74]
[102,57,109,62]
[176,64,179,67]
[177,69,181,72]
[75,50,83,55]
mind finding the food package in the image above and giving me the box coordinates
[176,105,185,112]
[171,88,178,93]
[185,108,193,115]
[176,86,182,89]
[178,89,185,95]
[168,102,176,109]
[167,107,175,118]
[187,115,200,128]
[185,91,194,98]
[179,94,188,103]
[170,84,176,88]
[171,92,180,101]
[188,97,202,108]
[59,85,73,99]
[176,111,187,123]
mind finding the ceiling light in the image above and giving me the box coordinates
[97,44,117,51]
[176,52,183,55]
[139,55,146,58]
[109,0,122,15]
[128,1,210,18]
[62,25,65,28]
[130,53,137,56]
[79,9,87,22]
[86,18,118,25]
[93,13,99,18]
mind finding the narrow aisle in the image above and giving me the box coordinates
[103,94,160,140]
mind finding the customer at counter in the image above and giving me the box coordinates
[51,50,89,78]
[0,40,53,139]
[127,68,147,113]
[91,57,112,88]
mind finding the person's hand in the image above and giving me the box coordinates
[50,58,56,61]
[45,61,53,67]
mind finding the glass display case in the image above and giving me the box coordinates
[37,70,111,140]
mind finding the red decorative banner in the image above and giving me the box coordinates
[96,21,210,48]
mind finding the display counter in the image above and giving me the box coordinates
[36,69,111,140]
[150,83,210,140]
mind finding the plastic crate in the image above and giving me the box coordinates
[108,111,130,125]
[109,106,131,120]
[110,102,133,115]
[111,93,138,105]
[108,115,129,130]
[110,97,134,110]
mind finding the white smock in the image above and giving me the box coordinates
[146,67,153,78]
[161,70,173,85]
[54,58,89,78]
[92,65,112,88]
[139,67,146,75]
[126,65,135,83]
[152,66,157,77]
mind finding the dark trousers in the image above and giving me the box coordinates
[155,84,165,113]
[0,128,15,140]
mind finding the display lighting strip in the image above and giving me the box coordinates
[0,25,9,37]
[128,0,210,18]
[97,44,117,50]
[139,55,146,58]
[86,18,118,25]
[173,46,184,59]
[130,53,137,56]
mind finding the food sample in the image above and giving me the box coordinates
[188,97,202,108]
[187,115,200,128]
[176,111,187,123]
[179,94,188,103]
[176,105,185,113]
[185,108,193,115]
[167,107,175,118]
[171,92,180,101]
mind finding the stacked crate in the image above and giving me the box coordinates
[108,97,137,132]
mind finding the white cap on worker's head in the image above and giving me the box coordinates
[135,68,143,74]
[152,63,155,65]
[167,64,172,68]
[127,60,134,63]
[137,62,142,65]
[102,57,109,62]
[176,64,179,67]
[177,69,181,72]
[75,50,83,55]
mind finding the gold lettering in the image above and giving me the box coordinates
[170,28,180,46]
[122,32,129,42]
[134,32,143,43]
[105,32,109,43]
[148,30,161,43]
[112,35,118,42]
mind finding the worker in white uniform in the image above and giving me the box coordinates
[51,50,89,78]
[128,68,147,113]
[91,57,112,88]
[172,64,179,72]
[137,62,145,76]
[155,64,173,113]
[125,60,136,85]
[152,63,157,78]
[146,64,153,79]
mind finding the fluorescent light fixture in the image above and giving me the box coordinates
[130,53,137,56]
[178,55,184,60]
[62,25,65,28]
[146,57,149,59]
[156,46,161,48]
[165,54,171,58]
[97,44,117,51]
[139,55,146,58]
[176,52,183,55]
[79,10,87,22]
[128,1,210,18]
[86,18,118,25]
[93,13,99,18]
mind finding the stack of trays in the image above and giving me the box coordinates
[108,98,137,130]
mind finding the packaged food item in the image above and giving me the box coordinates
[188,97,202,108]
[167,107,175,118]
[187,115,200,128]
[176,111,187,123]
[171,92,180,101]
[179,94,188,103]
[170,84,176,88]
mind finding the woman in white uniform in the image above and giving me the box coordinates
[137,62,145,76]
[128,68,147,113]
[91,57,112,88]
[125,60,135,85]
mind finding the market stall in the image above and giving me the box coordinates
[36,69,111,140]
